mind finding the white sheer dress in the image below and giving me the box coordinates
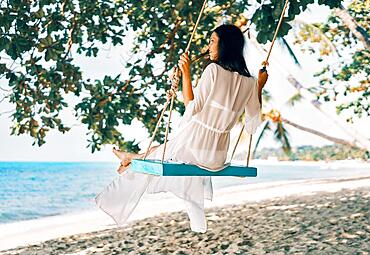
[95,63,262,233]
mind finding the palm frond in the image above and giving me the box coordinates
[274,121,291,154]
[253,120,271,157]
[262,90,272,103]
[286,92,303,106]
[277,37,302,68]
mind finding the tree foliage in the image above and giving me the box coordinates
[293,1,369,122]
[0,0,342,152]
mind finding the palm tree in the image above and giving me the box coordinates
[252,109,361,157]
[253,110,291,156]
[247,33,370,151]
[280,116,357,147]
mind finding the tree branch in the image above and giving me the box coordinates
[333,5,370,51]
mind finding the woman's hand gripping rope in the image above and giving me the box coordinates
[178,52,191,78]
[258,61,269,89]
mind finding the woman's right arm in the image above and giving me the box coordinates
[180,62,216,118]
[178,52,194,107]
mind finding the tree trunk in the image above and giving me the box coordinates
[286,75,370,150]
[333,5,370,51]
[280,117,360,149]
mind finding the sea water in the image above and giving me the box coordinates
[0,161,369,224]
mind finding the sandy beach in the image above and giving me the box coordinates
[1,174,369,254]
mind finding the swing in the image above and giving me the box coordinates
[130,0,289,177]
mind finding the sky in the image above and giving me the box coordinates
[0,2,369,162]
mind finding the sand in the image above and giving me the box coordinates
[0,175,369,254]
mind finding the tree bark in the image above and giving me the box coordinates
[333,5,370,51]
[280,117,361,149]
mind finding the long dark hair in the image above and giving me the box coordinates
[212,24,251,77]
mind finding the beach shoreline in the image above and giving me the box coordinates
[1,158,368,166]
[1,174,369,252]
[250,158,369,167]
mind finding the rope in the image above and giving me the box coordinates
[185,0,208,53]
[264,0,290,65]
[162,91,175,162]
[144,0,208,161]
[143,97,171,159]
[230,0,290,166]
[246,134,253,167]
[229,124,244,163]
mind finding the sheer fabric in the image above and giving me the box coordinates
[95,63,262,233]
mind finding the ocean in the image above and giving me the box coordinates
[0,161,369,224]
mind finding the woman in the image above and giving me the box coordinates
[95,24,268,233]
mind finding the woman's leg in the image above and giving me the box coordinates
[113,145,160,161]
[114,145,161,173]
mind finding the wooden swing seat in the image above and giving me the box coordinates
[130,159,257,177]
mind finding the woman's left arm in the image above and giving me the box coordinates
[257,67,268,105]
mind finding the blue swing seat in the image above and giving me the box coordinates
[130,159,257,177]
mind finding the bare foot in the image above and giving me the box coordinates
[117,161,131,174]
[112,147,134,161]
[113,147,135,174]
